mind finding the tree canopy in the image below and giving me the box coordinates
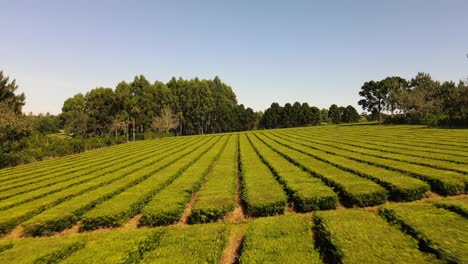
[259,102,358,129]
[358,73,468,127]
[60,76,258,138]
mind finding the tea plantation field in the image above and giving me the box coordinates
[0,125,466,263]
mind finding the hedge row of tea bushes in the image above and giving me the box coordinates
[189,135,239,223]
[79,136,219,231]
[269,131,466,196]
[0,138,189,212]
[0,138,161,189]
[305,126,468,156]
[433,196,468,217]
[0,236,86,264]
[139,224,227,263]
[313,209,435,264]
[318,125,468,149]
[380,202,468,263]
[255,133,388,207]
[303,127,468,164]
[333,126,468,150]
[292,128,468,173]
[139,136,229,226]
[0,138,179,203]
[0,137,205,235]
[0,198,466,263]
[0,137,181,236]
[247,133,338,211]
[25,139,198,235]
[0,136,172,181]
[0,224,228,264]
[238,134,287,216]
[292,130,468,174]
[239,214,321,263]
[269,132,431,201]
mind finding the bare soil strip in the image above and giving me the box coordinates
[3,225,24,240]
[284,203,295,215]
[59,223,81,236]
[178,160,220,225]
[223,145,246,222]
[122,214,142,229]
[219,224,247,264]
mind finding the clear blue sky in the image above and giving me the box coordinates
[1,0,467,114]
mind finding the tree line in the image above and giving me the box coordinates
[1,69,466,168]
[259,102,360,129]
[62,75,258,138]
[358,73,468,127]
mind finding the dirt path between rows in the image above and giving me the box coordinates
[178,158,220,225]
[219,224,247,264]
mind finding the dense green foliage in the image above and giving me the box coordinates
[189,135,238,223]
[359,73,468,127]
[139,224,228,264]
[239,134,287,216]
[79,137,216,231]
[0,71,30,168]
[433,196,468,218]
[274,131,431,201]
[0,125,466,262]
[248,133,338,211]
[256,133,388,206]
[239,214,322,263]
[0,236,84,264]
[62,76,258,138]
[259,102,359,128]
[380,202,468,263]
[314,209,434,263]
[62,229,162,264]
[139,136,227,226]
